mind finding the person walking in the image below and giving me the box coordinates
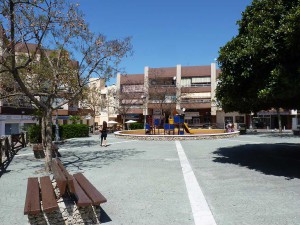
[100,121,108,147]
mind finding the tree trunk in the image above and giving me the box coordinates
[41,116,46,147]
[43,110,53,172]
[122,115,126,130]
[92,116,96,133]
[276,108,282,133]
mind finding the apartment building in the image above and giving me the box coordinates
[116,63,247,128]
[0,26,93,136]
[88,78,118,128]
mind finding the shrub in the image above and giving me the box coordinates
[28,124,89,143]
[28,124,42,143]
[60,124,89,139]
[129,123,144,130]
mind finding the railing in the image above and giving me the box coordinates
[182,83,211,87]
[181,99,211,104]
[0,133,27,167]
[149,84,176,88]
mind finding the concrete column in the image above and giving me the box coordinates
[176,64,182,110]
[210,62,217,116]
[144,66,149,115]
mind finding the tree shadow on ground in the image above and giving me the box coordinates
[60,148,144,173]
[58,139,100,149]
[213,143,300,180]
[245,132,297,139]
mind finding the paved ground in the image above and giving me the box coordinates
[0,131,300,225]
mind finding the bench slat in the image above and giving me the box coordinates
[24,177,41,215]
[40,176,59,213]
[72,176,92,207]
[54,159,75,193]
[51,160,67,196]
[73,173,107,205]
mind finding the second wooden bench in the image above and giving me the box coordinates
[51,158,107,207]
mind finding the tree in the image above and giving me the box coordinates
[80,79,106,132]
[216,0,300,114]
[0,0,132,171]
[113,84,142,129]
[148,68,180,123]
[69,115,80,124]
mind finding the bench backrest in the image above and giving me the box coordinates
[52,158,75,194]
[51,159,68,195]
[55,158,75,193]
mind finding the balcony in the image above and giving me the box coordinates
[181,99,211,109]
[182,86,211,93]
[181,99,211,104]
[0,106,35,115]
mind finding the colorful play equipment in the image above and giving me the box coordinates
[183,123,194,134]
[145,114,186,135]
[144,112,195,135]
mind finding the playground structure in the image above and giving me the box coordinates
[114,128,238,141]
[116,111,240,140]
[144,114,196,135]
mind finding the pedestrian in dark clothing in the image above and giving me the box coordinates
[100,121,108,147]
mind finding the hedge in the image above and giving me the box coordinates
[60,124,89,139]
[27,124,89,143]
[28,124,42,143]
[129,122,144,130]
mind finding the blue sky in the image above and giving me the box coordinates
[77,0,253,84]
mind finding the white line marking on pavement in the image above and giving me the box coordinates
[175,140,217,225]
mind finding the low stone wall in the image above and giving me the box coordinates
[114,131,240,141]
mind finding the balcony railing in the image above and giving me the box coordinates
[2,102,33,108]
[149,84,176,88]
[181,83,211,87]
[181,99,211,104]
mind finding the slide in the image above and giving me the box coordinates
[183,123,194,134]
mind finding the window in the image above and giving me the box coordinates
[193,118,200,125]
[225,116,233,125]
[5,123,19,135]
[165,95,176,103]
[235,116,245,123]
[191,77,211,83]
[181,78,191,87]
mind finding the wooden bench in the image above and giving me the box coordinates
[24,176,59,215]
[32,143,61,159]
[52,158,107,207]
[24,159,106,216]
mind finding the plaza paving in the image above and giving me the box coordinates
[0,132,300,225]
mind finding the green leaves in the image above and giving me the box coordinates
[217,0,300,113]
